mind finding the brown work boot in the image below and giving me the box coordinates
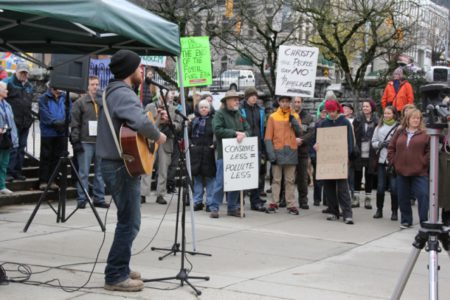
[104,278,144,292]
[130,270,141,280]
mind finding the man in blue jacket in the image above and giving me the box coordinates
[38,83,69,190]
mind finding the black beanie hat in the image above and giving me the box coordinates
[109,50,141,79]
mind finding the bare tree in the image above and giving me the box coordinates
[293,0,420,102]
[206,0,304,98]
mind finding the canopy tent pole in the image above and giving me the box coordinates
[177,56,198,251]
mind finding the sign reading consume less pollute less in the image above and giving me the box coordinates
[180,36,212,87]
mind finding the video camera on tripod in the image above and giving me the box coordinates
[421,82,450,131]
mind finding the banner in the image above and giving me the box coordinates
[222,137,259,192]
[275,45,319,97]
[316,126,348,180]
[89,58,113,90]
[141,55,166,68]
[180,36,212,87]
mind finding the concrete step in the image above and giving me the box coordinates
[0,188,77,206]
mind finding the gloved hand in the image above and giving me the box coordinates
[53,119,66,133]
[72,142,84,154]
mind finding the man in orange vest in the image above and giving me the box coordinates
[381,67,414,112]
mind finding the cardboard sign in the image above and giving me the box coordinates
[275,45,319,97]
[222,137,259,192]
[316,126,348,180]
[141,56,166,68]
[180,36,213,87]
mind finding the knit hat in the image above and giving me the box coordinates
[109,50,141,79]
[244,87,258,99]
[393,67,403,77]
[221,90,240,103]
[325,99,340,112]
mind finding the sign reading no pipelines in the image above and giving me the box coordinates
[316,126,348,180]
[180,36,212,87]
[222,137,259,192]
[275,45,319,98]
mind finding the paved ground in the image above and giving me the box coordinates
[1,192,450,300]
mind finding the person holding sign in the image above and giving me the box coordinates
[314,99,355,224]
[70,76,108,209]
[265,95,301,215]
[209,90,250,218]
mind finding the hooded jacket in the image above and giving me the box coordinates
[38,90,69,138]
[96,80,160,160]
[381,80,414,112]
[264,107,301,165]
[3,74,33,129]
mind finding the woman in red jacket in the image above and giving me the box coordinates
[387,108,429,229]
[381,67,414,112]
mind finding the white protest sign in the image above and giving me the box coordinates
[223,137,259,192]
[275,45,319,97]
[141,56,167,68]
[316,126,348,180]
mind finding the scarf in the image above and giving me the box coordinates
[393,79,400,93]
[384,119,396,126]
[192,116,208,139]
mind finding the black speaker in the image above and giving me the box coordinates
[50,54,90,93]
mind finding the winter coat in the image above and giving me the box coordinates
[371,122,399,165]
[387,128,430,177]
[0,99,18,148]
[38,90,70,138]
[381,80,414,112]
[189,114,216,178]
[70,93,101,143]
[212,106,251,160]
[3,75,33,129]
[297,109,315,158]
[264,107,301,165]
[352,113,379,173]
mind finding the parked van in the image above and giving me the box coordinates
[220,69,255,91]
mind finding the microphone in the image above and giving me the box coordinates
[175,109,189,122]
[145,78,171,91]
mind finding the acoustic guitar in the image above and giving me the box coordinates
[120,111,159,177]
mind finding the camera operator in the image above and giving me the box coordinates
[38,82,70,190]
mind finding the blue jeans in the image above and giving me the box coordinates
[397,175,429,225]
[209,159,239,212]
[76,143,105,204]
[377,164,398,211]
[7,127,29,177]
[193,175,214,205]
[101,159,141,284]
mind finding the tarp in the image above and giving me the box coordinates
[0,0,180,56]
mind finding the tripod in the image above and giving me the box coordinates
[23,151,105,232]
[391,126,450,300]
[143,113,210,295]
[150,140,211,260]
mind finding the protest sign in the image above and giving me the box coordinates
[223,137,259,192]
[275,45,319,97]
[316,126,348,180]
[141,55,166,68]
[180,36,212,87]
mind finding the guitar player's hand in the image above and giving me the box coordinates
[156,132,167,145]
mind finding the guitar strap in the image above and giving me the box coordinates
[102,89,123,158]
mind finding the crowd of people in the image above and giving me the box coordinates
[0,51,445,292]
